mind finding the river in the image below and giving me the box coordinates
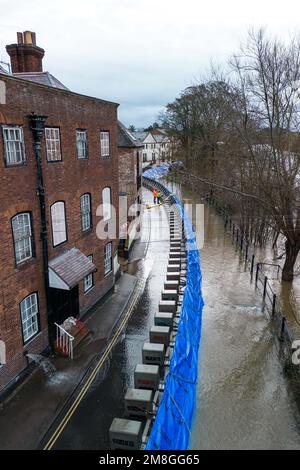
[166,179,300,450]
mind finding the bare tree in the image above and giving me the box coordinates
[164,29,300,281]
[227,29,300,281]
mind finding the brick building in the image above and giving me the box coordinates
[117,122,143,256]
[0,32,120,394]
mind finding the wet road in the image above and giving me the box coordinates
[49,189,170,449]
[166,180,300,450]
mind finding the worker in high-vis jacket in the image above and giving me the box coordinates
[157,190,162,204]
[152,188,158,204]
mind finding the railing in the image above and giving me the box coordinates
[54,322,74,359]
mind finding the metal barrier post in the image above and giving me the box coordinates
[263,276,268,304]
[250,254,255,280]
[280,317,286,341]
[255,263,260,287]
[245,243,249,261]
[272,294,276,317]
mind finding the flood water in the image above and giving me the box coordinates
[166,180,300,450]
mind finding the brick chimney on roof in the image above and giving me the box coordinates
[6,31,45,73]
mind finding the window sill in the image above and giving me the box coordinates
[53,240,68,249]
[15,257,36,271]
[5,162,27,168]
[81,228,93,237]
[23,330,41,347]
[84,285,94,295]
[104,270,113,278]
[46,158,63,163]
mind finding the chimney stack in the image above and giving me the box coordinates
[6,31,45,73]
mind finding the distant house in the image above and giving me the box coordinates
[133,129,176,168]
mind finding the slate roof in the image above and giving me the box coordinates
[118,121,143,148]
[153,134,164,143]
[49,247,97,289]
[13,71,68,90]
[0,65,9,74]
[132,131,147,142]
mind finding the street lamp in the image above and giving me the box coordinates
[27,112,54,348]
[27,112,47,142]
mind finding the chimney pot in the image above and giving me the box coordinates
[24,31,33,45]
[17,32,23,44]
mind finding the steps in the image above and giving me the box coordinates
[54,318,90,357]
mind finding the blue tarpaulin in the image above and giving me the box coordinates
[143,168,204,450]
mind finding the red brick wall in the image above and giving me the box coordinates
[6,45,44,73]
[119,147,138,210]
[0,74,119,392]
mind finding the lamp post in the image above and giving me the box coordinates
[27,112,54,349]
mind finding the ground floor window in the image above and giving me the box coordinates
[104,242,112,275]
[84,255,94,293]
[20,293,39,343]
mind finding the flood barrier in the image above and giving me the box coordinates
[143,168,204,450]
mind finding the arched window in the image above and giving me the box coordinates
[20,293,39,343]
[80,194,92,231]
[102,187,112,221]
[11,212,33,264]
[51,201,67,246]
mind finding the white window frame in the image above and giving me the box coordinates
[3,126,26,166]
[12,212,33,264]
[102,187,112,221]
[20,293,39,343]
[104,242,112,275]
[84,255,94,293]
[45,127,62,161]
[80,193,91,231]
[100,131,110,157]
[51,201,67,247]
[76,130,88,159]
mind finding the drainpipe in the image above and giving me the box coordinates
[27,112,54,350]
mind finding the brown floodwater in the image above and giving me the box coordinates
[166,179,300,450]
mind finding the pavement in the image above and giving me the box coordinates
[0,185,167,450]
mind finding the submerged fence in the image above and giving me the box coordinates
[143,171,204,450]
[201,190,300,381]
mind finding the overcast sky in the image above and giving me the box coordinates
[1,0,300,127]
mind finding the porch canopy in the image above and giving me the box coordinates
[49,247,97,290]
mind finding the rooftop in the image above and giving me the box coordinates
[13,71,68,90]
[118,121,143,148]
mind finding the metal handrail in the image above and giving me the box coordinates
[54,322,74,359]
